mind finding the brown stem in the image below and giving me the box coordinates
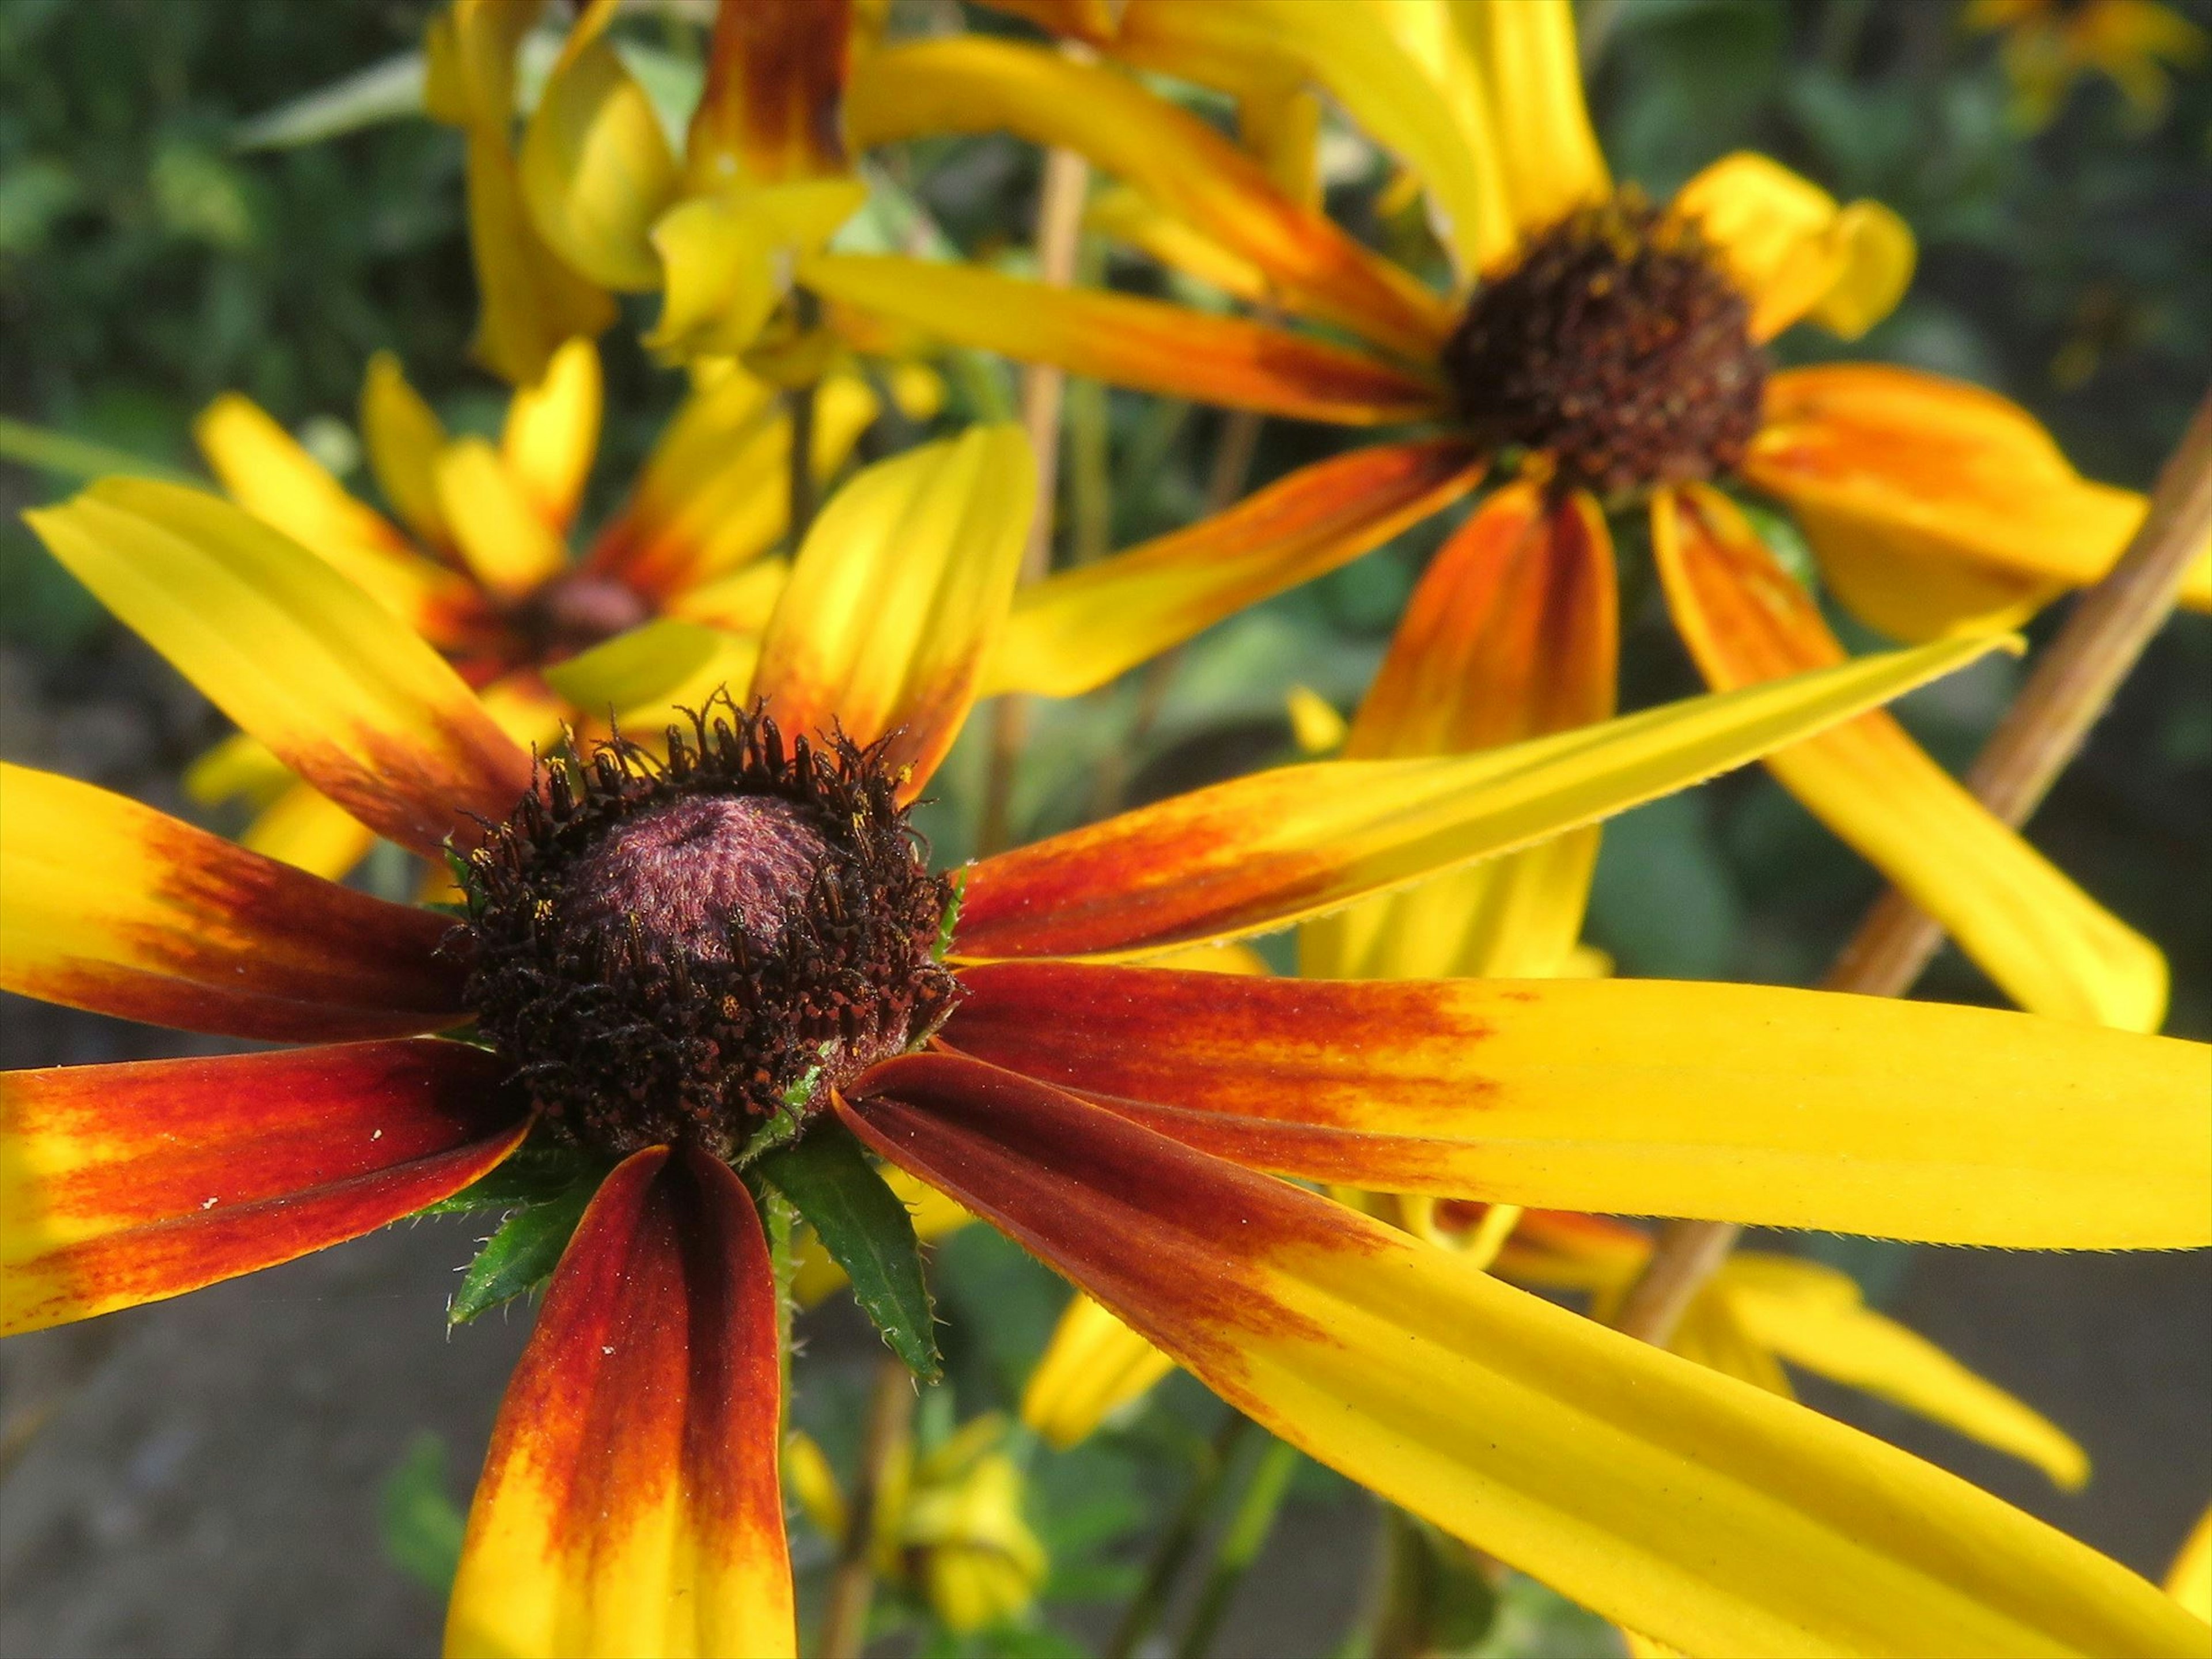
[979,137,1092,857]
[816,1354,915,1659]
[1612,385,2212,1347]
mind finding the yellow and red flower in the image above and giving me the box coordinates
[1968,0,2210,131]
[802,0,2211,1033]
[7,441,2211,1656]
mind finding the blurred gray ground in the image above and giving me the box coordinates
[2,639,2207,1659]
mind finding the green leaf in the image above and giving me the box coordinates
[934,870,967,961]
[378,1433,465,1596]
[418,1141,604,1215]
[448,1171,602,1325]
[758,1125,942,1382]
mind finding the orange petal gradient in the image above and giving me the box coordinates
[954,633,2006,962]
[25,480,536,856]
[940,961,2211,1248]
[987,441,1485,699]
[2,764,464,1041]
[848,34,1449,358]
[1306,483,1615,980]
[842,1053,2206,1658]
[1,1040,524,1335]
[800,254,1444,426]
[687,0,850,188]
[447,1145,793,1659]
[1747,365,2212,628]
[1654,483,2167,1032]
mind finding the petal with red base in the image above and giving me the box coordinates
[849,35,1449,357]
[686,0,850,186]
[446,1146,793,1659]
[752,426,1035,794]
[840,1054,2203,1659]
[2,764,464,1041]
[24,481,535,857]
[1653,483,2167,1032]
[1,1040,524,1335]
[1745,364,2212,628]
[953,633,2006,962]
[986,441,1484,699]
[940,961,2211,1248]
[800,255,1443,426]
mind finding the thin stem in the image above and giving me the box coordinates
[1612,385,2212,1347]
[817,1354,914,1659]
[979,134,1092,856]
[783,288,825,550]
[1105,1414,1255,1659]
[1172,1435,1301,1659]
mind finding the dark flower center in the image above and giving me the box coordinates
[451,696,960,1161]
[507,569,654,661]
[1440,194,1767,499]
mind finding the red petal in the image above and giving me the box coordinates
[2,1039,524,1334]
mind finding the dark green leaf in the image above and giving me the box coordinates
[448,1172,601,1325]
[418,1141,604,1215]
[377,1433,464,1596]
[758,1124,941,1381]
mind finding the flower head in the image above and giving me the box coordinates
[8,439,2211,1657]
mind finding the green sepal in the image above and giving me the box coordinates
[418,1141,604,1215]
[934,869,968,963]
[446,1169,602,1325]
[756,1123,942,1382]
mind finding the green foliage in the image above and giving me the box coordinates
[377,1433,466,1597]
[446,1165,603,1326]
[758,1123,943,1381]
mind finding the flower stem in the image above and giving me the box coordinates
[979,131,1091,857]
[1172,1434,1301,1659]
[784,289,824,551]
[1105,1412,1254,1659]
[1613,385,2212,1347]
[817,1353,914,1659]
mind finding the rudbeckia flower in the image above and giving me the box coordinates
[184,337,922,878]
[1967,0,2210,131]
[8,436,2211,1657]
[801,0,2212,1032]
[428,0,869,382]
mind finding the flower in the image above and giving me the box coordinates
[8,440,2211,1657]
[427,0,868,382]
[1968,0,2210,131]
[786,1414,1047,1634]
[184,338,930,878]
[802,0,2212,1033]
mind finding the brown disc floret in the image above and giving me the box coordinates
[450,696,960,1162]
[1440,194,1768,499]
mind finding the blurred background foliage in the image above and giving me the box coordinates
[2,1,2208,1655]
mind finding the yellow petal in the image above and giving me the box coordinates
[1458,0,1611,237]
[517,1,679,291]
[661,555,790,634]
[24,480,533,855]
[2166,1502,2212,1622]
[782,1429,848,1542]
[359,352,453,550]
[431,435,573,601]
[942,961,2212,1249]
[1084,181,1272,307]
[183,729,292,809]
[800,253,1444,427]
[646,180,868,361]
[541,617,760,736]
[1285,685,1349,755]
[986,441,1482,700]
[849,32,1451,356]
[192,393,472,631]
[955,632,2013,961]
[1021,1291,1177,1449]
[849,1056,2209,1659]
[501,335,602,531]
[753,425,1036,793]
[1672,153,1915,342]
[1718,1255,2090,1491]
[1653,483,2167,1032]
